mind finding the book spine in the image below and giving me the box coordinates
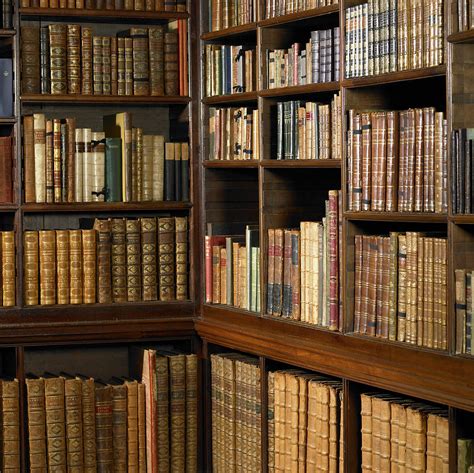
[64,379,84,471]
[39,230,56,305]
[69,230,83,304]
[112,384,127,472]
[95,385,114,471]
[82,229,97,304]
[175,216,188,301]
[45,377,66,471]
[67,24,81,94]
[111,218,127,302]
[158,217,176,300]
[94,219,113,304]
[126,219,141,302]
[164,31,179,95]
[66,118,76,203]
[81,27,93,95]
[49,24,67,94]
[33,113,46,203]
[125,381,139,472]
[91,131,106,201]
[131,28,150,96]
[93,35,103,95]
[26,378,47,473]
[2,379,20,471]
[186,354,198,473]
[140,217,158,301]
[24,231,39,306]
[55,230,70,305]
[102,36,112,95]
[21,26,40,94]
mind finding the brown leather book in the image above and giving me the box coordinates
[55,230,70,305]
[0,232,14,307]
[134,0,144,9]
[94,219,113,304]
[140,217,157,301]
[155,354,170,472]
[102,36,111,95]
[49,24,67,94]
[414,108,424,212]
[67,24,81,94]
[148,27,165,96]
[158,217,175,301]
[95,382,114,471]
[164,31,179,96]
[66,117,76,203]
[2,379,20,472]
[124,380,139,472]
[186,354,198,473]
[45,376,67,471]
[212,245,221,304]
[81,27,93,95]
[76,375,97,473]
[126,219,141,302]
[24,115,36,203]
[138,382,146,472]
[69,230,83,304]
[82,229,97,304]
[110,37,118,95]
[130,28,149,96]
[39,231,56,305]
[135,127,143,200]
[434,112,444,214]
[397,235,407,342]
[21,26,40,94]
[45,119,54,203]
[117,38,126,96]
[385,111,399,212]
[272,228,283,316]
[53,119,62,203]
[169,354,186,472]
[175,216,188,301]
[124,37,133,96]
[0,136,12,203]
[24,231,39,306]
[26,377,47,473]
[93,35,103,95]
[361,112,372,211]
[111,218,127,302]
[111,381,127,472]
[63,376,84,471]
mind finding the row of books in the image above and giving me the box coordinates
[205,225,260,312]
[208,0,257,32]
[347,107,448,214]
[264,0,338,19]
[267,28,340,88]
[0,136,13,203]
[0,378,20,471]
[25,349,197,472]
[360,393,449,472]
[204,45,256,97]
[275,93,342,160]
[0,231,15,307]
[24,112,189,204]
[268,370,343,472]
[354,233,448,350]
[208,107,260,161]
[20,0,186,10]
[456,0,474,32]
[23,217,188,306]
[451,128,474,214]
[454,269,474,356]
[345,0,444,79]
[21,23,188,97]
[0,0,11,29]
[458,438,474,472]
[267,190,342,330]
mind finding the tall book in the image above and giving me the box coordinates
[26,376,47,473]
[111,380,127,472]
[126,219,141,302]
[63,375,84,471]
[186,354,198,473]
[140,217,158,301]
[95,382,114,471]
[21,26,40,94]
[94,219,113,304]
[82,229,97,304]
[111,218,127,303]
[69,230,83,304]
[175,216,188,300]
[77,375,97,473]
[158,217,176,300]
[2,379,20,472]
[169,353,186,472]
[39,231,56,305]
[49,24,67,94]
[164,31,179,95]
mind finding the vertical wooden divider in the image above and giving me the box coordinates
[448,406,458,473]
[260,356,268,473]
[343,379,361,473]
[201,340,213,472]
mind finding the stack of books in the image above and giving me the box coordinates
[354,232,448,350]
[360,393,448,472]
[209,107,260,161]
[345,0,444,78]
[267,28,340,88]
[23,112,189,204]
[347,108,448,213]
[267,370,343,472]
[205,225,260,312]
[26,349,197,472]
[267,190,342,331]
[455,269,474,356]
[210,353,261,472]
[264,0,338,19]
[20,0,186,10]
[0,231,15,307]
[208,0,257,31]
[275,93,342,160]
[21,22,188,96]
[23,216,188,306]
[204,45,256,97]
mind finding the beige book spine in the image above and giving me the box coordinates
[45,377,67,471]
[69,230,83,304]
[24,231,40,306]
[64,378,84,472]
[2,379,20,472]
[1,232,15,307]
[82,229,97,304]
[56,230,70,305]
[361,394,373,472]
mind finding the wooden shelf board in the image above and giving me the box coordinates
[202,91,258,105]
[344,211,448,223]
[0,29,15,37]
[21,201,192,213]
[198,307,474,411]
[450,214,474,224]
[21,94,191,105]
[19,7,189,21]
[342,65,447,88]
[259,81,340,97]
[0,204,18,211]
[262,314,339,333]
[203,160,259,168]
[261,159,341,168]
[202,303,259,318]
[0,117,16,124]
[201,22,257,41]
[448,29,474,43]
[258,4,339,27]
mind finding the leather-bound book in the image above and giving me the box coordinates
[154,355,170,472]
[111,381,127,472]
[148,26,165,96]
[82,229,97,304]
[142,135,154,201]
[268,371,275,473]
[2,379,20,472]
[91,131,105,201]
[26,376,47,473]
[135,127,143,200]
[175,216,188,301]
[67,24,81,94]
[40,26,50,94]
[174,142,182,201]
[81,27,93,95]
[360,112,372,211]
[44,119,53,203]
[360,393,373,471]
[267,229,275,314]
[164,0,175,11]
[154,0,163,10]
[397,235,407,342]
[69,230,83,304]
[140,217,157,301]
[93,35,103,95]
[130,28,149,96]
[94,219,112,304]
[152,135,165,201]
[0,136,12,203]
[158,217,175,300]
[212,244,221,304]
[39,231,56,305]
[74,128,84,202]
[272,228,283,316]
[181,143,189,202]
[169,354,186,472]
[33,113,46,203]
[124,37,133,96]
[44,375,66,471]
[131,128,138,200]
[126,219,141,302]
[185,354,198,473]
[55,230,70,305]
[385,111,399,212]
[105,137,122,202]
[164,142,175,201]
[62,375,84,471]
[21,26,40,94]
[82,128,93,202]
[117,38,125,96]
[76,375,96,473]
[24,115,36,203]
[164,31,179,95]
[102,36,111,95]
[1,0,11,29]
[123,379,139,472]
[53,118,62,202]
[138,382,146,472]
[66,117,76,203]
[110,37,118,95]
[134,0,144,10]
[95,382,114,471]
[24,231,39,306]
[49,24,67,94]
[282,229,292,317]
[111,218,127,302]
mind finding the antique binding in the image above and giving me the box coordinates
[82,229,97,304]
[95,382,114,471]
[111,218,127,302]
[81,27,93,95]
[63,375,84,471]
[140,217,157,301]
[175,216,188,301]
[0,136,12,203]
[67,24,81,94]
[56,230,70,305]
[21,26,40,94]
[77,375,97,472]
[33,113,46,203]
[164,31,179,96]
[126,219,141,302]
[111,381,127,472]
[49,24,67,94]
[94,219,113,304]
[39,231,56,305]
[26,377,47,473]
[149,26,165,95]
[186,354,198,473]
[2,379,20,472]
[69,230,83,304]
[123,379,139,472]
[169,354,186,472]
[40,26,51,94]
[158,217,175,300]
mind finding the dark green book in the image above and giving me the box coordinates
[105,138,122,202]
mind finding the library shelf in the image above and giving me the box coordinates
[259,81,340,98]
[200,22,257,41]
[344,211,448,223]
[257,3,339,27]
[0,29,15,37]
[20,94,191,105]
[448,29,474,43]
[202,91,259,105]
[260,159,342,168]
[21,201,192,213]
[203,160,259,169]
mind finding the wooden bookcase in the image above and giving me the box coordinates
[197,0,474,471]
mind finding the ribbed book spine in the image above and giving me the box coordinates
[49,24,67,94]
[45,377,67,471]
[126,219,141,302]
[140,217,157,301]
[149,26,165,95]
[112,384,127,472]
[2,379,20,472]
[64,378,84,471]
[95,384,114,471]
[24,231,39,306]
[169,354,186,472]
[33,113,46,203]
[67,24,81,94]
[78,376,97,473]
[81,27,93,95]
[56,230,70,305]
[158,217,176,300]
[26,378,47,473]
[69,230,83,304]
[91,131,106,201]
[164,31,179,95]
[39,230,56,305]
[40,26,50,94]
[74,128,83,202]
[93,35,103,95]
[175,216,188,301]
[21,26,40,93]
[112,218,127,302]
[94,219,113,304]
[82,229,97,304]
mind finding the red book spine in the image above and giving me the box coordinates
[205,235,212,303]
[329,190,339,331]
[0,137,13,203]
